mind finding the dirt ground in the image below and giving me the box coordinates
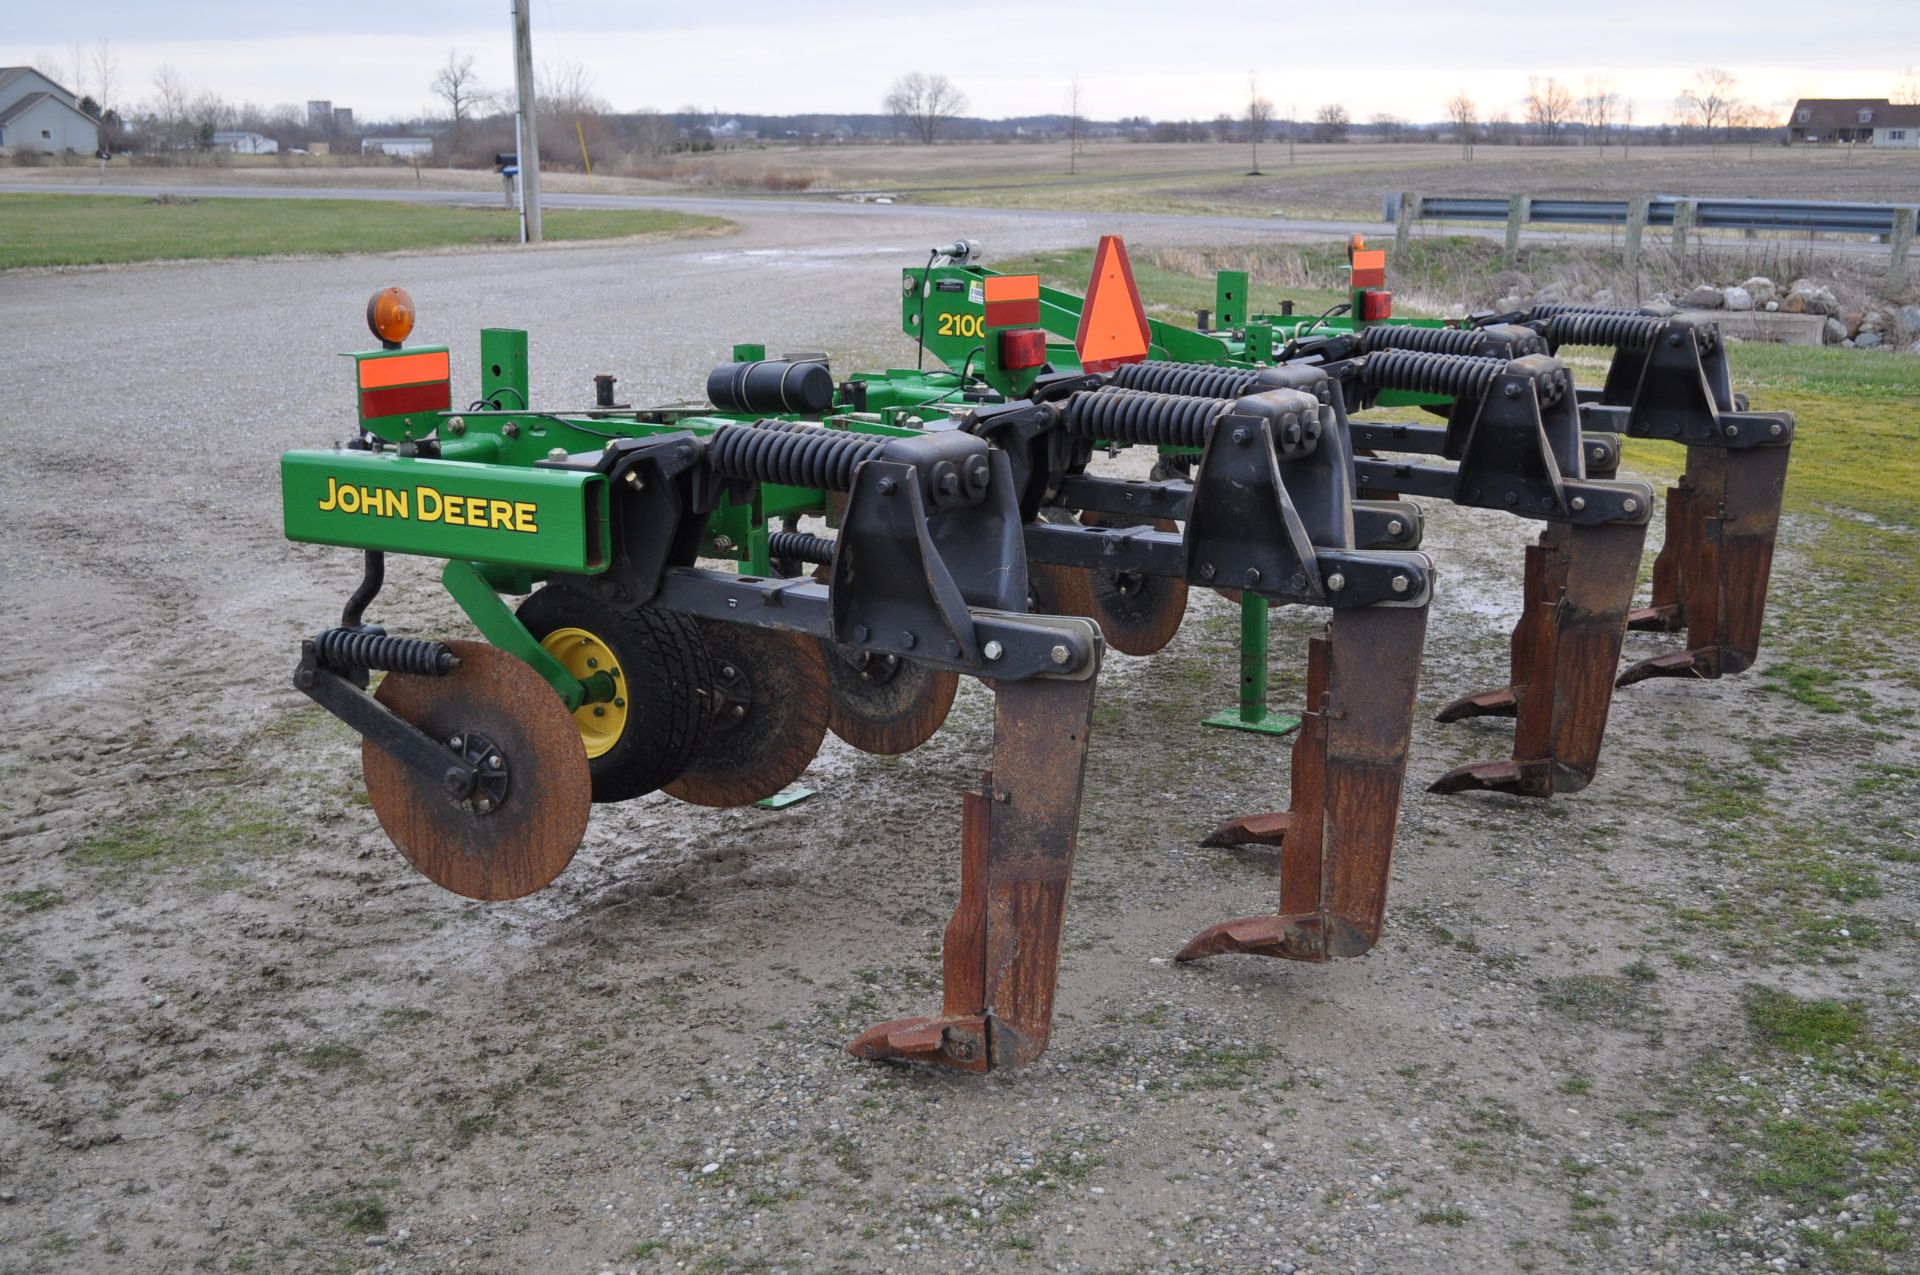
[0,210,1914,1275]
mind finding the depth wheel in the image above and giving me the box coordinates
[364,641,592,901]
[517,583,712,804]
[1079,511,1187,656]
[663,622,830,808]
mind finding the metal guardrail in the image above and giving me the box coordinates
[1383,192,1919,283]
[1393,194,1917,235]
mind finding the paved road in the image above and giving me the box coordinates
[4,177,1897,260]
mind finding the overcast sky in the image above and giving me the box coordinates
[7,2,1916,125]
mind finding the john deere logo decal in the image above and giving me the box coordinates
[317,476,540,534]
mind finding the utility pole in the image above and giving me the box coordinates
[511,0,542,243]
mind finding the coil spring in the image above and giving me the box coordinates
[707,420,885,493]
[1063,388,1225,449]
[1106,360,1273,400]
[1358,350,1508,400]
[767,530,836,566]
[1539,310,1661,352]
[1357,325,1488,356]
[312,627,458,676]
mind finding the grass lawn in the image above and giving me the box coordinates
[0,193,730,268]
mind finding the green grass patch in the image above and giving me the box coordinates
[70,793,295,877]
[1745,986,1867,1054]
[0,194,730,268]
[3,887,63,912]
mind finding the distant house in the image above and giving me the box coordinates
[1787,98,1920,146]
[212,130,278,155]
[361,136,433,159]
[0,65,100,154]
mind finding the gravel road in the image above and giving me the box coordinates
[0,211,1913,1275]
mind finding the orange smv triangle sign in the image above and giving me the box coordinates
[1074,235,1152,373]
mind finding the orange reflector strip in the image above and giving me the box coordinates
[1350,249,1387,289]
[984,274,1041,327]
[358,349,450,390]
[1074,235,1151,373]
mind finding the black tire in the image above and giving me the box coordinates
[516,583,712,804]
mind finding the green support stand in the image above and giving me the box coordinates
[1202,591,1301,738]
[755,786,814,810]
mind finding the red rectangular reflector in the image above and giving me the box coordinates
[984,274,1041,328]
[1360,291,1394,321]
[999,328,1049,370]
[360,380,452,419]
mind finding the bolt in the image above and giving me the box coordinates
[877,477,898,495]
[728,703,747,721]
[593,706,605,717]
[547,447,568,462]
[502,421,520,438]
[1050,644,1071,665]
[721,664,738,680]
[1199,563,1216,581]
[1769,422,1783,437]
[1570,496,1587,511]
[1231,427,1250,445]
[449,736,464,750]
[442,769,468,797]
[1591,447,1605,461]
[1503,491,1518,506]
[1668,333,1683,347]
[983,640,1004,660]
[488,755,502,768]
[851,624,868,643]
[625,471,644,488]
[614,698,625,708]
[445,416,466,435]
[1725,424,1739,438]
[1326,573,1346,592]
[947,1039,975,1061]
[1503,383,1521,399]
[713,535,735,553]
[1386,519,1404,537]
[1244,567,1261,587]
[586,657,599,669]
[1291,572,1307,591]
[900,630,917,649]
[1622,497,1639,514]
[938,472,960,495]
[1391,574,1410,594]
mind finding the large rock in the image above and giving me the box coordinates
[1898,304,1920,335]
[1856,331,1882,348]
[1788,283,1840,316]
[1780,292,1806,313]
[1764,300,1780,311]
[1740,276,1777,306]
[1823,316,1848,345]
[1722,285,1754,312]
[1682,284,1725,309]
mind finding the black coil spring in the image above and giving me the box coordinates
[1106,360,1273,400]
[1358,325,1488,356]
[313,628,458,676]
[767,530,836,566]
[1539,310,1661,351]
[1063,388,1225,449]
[706,420,885,493]
[1358,350,1508,400]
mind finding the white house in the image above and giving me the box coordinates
[361,136,433,159]
[212,130,279,155]
[0,65,100,154]
[1872,106,1920,149]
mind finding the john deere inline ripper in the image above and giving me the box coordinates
[282,284,1437,1071]
[900,236,1793,800]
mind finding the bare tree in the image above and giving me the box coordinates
[1311,103,1349,144]
[1678,68,1740,143]
[1245,75,1273,172]
[149,64,191,149]
[1622,97,1635,157]
[90,39,119,125]
[1065,74,1084,174]
[1894,66,1919,106]
[1444,91,1477,159]
[430,50,483,159]
[1578,77,1617,148]
[1525,76,1573,142]
[885,72,967,144]
[1370,112,1407,143]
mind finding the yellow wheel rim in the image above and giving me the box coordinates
[539,627,627,760]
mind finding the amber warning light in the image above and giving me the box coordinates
[366,286,417,348]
